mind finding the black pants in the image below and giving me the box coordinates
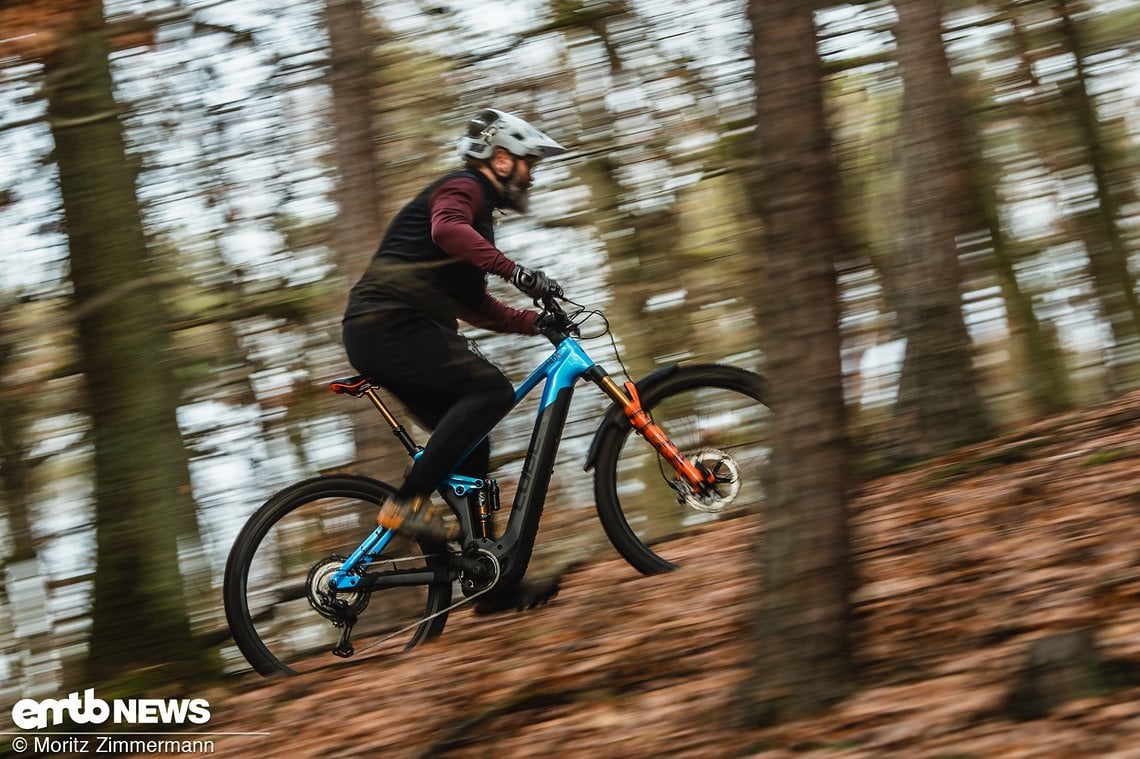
[342,303,515,500]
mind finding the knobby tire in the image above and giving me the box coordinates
[593,365,770,574]
[223,474,452,676]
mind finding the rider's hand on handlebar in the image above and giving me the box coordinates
[535,310,579,337]
[511,265,563,300]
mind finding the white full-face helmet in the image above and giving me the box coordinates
[457,108,566,164]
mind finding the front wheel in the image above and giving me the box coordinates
[593,365,770,574]
[223,474,452,676]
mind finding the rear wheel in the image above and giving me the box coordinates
[223,474,452,676]
[593,365,770,574]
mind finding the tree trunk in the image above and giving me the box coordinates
[0,330,52,694]
[325,0,385,285]
[43,0,210,689]
[959,97,1073,416]
[324,0,395,472]
[744,0,853,723]
[0,336,36,564]
[1054,0,1140,389]
[890,0,994,458]
[1006,5,1138,393]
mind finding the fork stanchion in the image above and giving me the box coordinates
[593,372,711,492]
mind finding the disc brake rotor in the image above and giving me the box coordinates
[679,448,741,513]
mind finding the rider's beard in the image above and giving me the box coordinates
[499,178,531,213]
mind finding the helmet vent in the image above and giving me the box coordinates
[467,110,498,137]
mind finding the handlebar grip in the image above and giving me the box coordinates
[540,291,565,313]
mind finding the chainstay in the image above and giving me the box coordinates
[351,550,501,656]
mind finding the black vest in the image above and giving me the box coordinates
[345,169,499,328]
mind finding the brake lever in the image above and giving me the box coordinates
[537,291,565,313]
[535,292,580,338]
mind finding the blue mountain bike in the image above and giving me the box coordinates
[223,294,769,676]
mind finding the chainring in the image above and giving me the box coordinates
[459,548,502,598]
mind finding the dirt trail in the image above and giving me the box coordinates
[148,392,1140,758]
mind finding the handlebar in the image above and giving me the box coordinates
[538,291,565,315]
[536,291,580,344]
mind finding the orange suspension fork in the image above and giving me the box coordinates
[596,374,712,492]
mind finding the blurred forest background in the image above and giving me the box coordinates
[0,0,1137,707]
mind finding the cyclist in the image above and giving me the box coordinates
[341,108,566,613]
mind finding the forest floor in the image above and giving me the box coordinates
[158,391,1140,758]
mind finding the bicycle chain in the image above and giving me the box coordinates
[350,549,501,656]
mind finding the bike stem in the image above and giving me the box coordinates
[592,371,713,492]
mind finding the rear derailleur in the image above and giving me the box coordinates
[306,556,368,658]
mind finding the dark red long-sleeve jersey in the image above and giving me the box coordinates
[345,169,538,335]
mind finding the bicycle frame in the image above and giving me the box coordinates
[328,328,715,595]
[329,334,598,594]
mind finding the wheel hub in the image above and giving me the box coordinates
[306,556,369,622]
[680,448,741,513]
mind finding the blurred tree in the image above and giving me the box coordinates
[325,0,385,285]
[0,333,35,565]
[888,0,994,458]
[1004,0,1140,393]
[548,0,678,379]
[41,0,211,688]
[959,78,1074,417]
[1052,0,1140,388]
[323,0,393,471]
[550,0,756,374]
[744,0,853,723]
[0,310,57,694]
[970,145,1075,415]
